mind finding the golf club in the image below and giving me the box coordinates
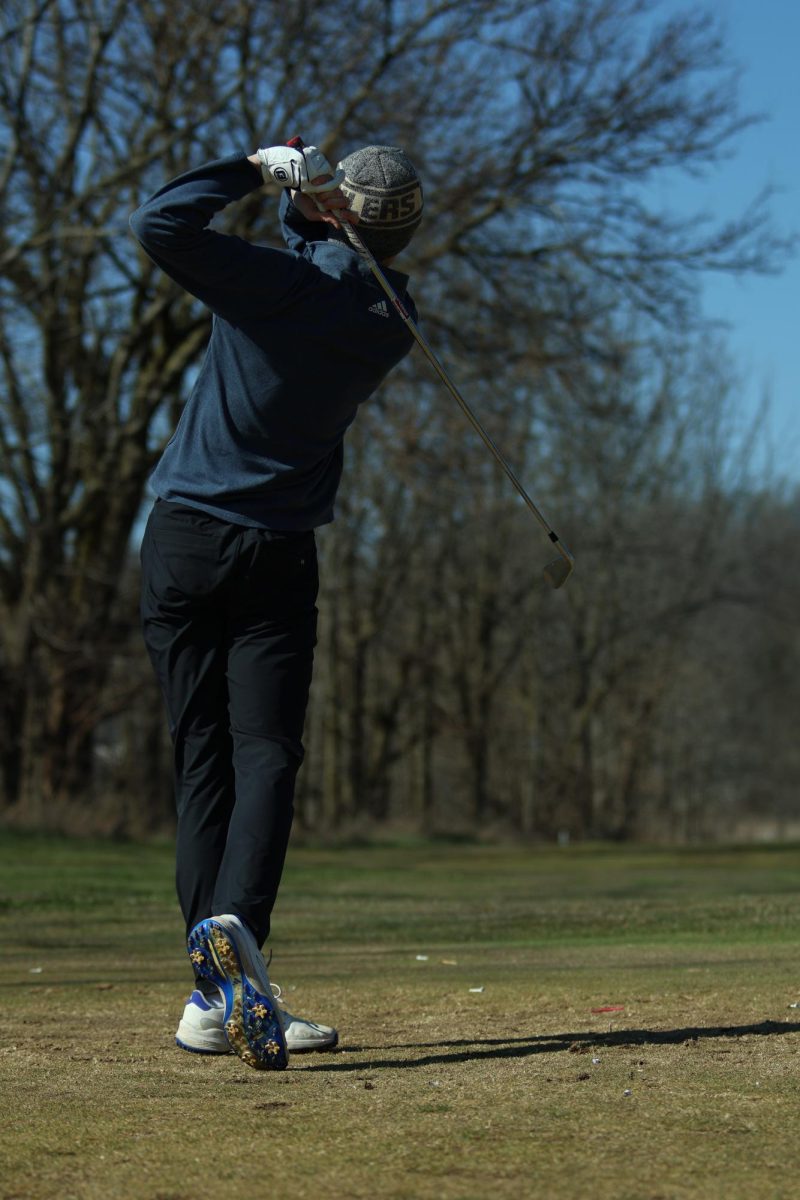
[289,138,575,589]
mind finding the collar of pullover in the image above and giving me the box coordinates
[311,236,411,295]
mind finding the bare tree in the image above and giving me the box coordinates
[0,0,790,825]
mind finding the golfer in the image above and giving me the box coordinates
[130,138,422,1069]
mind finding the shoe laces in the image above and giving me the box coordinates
[261,950,289,1014]
[271,981,298,1024]
[262,950,283,1004]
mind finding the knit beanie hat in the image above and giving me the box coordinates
[337,145,423,260]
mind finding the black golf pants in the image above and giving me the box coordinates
[140,500,318,950]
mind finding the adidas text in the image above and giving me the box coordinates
[368,300,390,318]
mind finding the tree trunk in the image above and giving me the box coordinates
[15,647,99,824]
[0,678,23,808]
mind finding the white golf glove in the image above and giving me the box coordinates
[256,144,345,193]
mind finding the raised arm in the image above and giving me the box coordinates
[129,153,286,310]
[130,145,357,316]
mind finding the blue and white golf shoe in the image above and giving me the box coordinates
[186,914,288,1070]
[180,915,338,1065]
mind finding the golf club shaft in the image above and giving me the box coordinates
[342,222,574,572]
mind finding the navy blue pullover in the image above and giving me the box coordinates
[129,153,416,529]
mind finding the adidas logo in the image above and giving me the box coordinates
[368,299,390,318]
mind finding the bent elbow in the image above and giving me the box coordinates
[129,204,185,253]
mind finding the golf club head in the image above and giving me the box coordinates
[543,557,573,589]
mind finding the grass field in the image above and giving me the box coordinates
[1,833,800,1200]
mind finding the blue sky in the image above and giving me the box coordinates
[655,0,799,482]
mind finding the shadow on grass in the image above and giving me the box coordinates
[300,1020,800,1072]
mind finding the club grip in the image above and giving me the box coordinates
[286,135,305,150]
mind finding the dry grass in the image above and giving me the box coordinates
[1,835,800,1199]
